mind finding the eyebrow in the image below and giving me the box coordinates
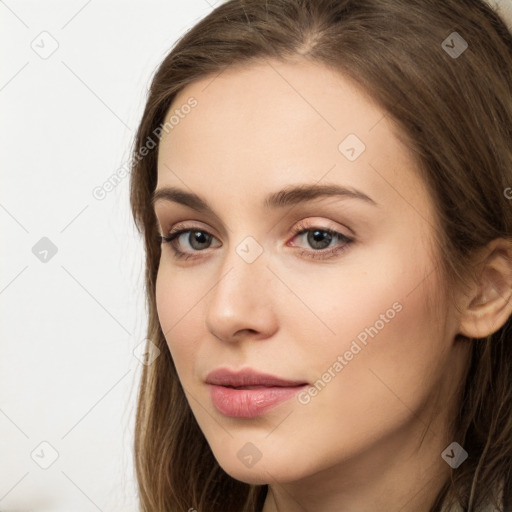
[151,183,378,214]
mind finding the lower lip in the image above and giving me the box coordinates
[208,384,307,418]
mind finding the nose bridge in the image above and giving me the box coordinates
[212,234,268,307]
[204,232,276,340]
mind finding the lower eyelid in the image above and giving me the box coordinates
[164,226,353,257]
[175,230,220,249]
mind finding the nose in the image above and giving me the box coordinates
[204,241,279,343]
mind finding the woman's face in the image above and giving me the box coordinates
[153,59,470,495]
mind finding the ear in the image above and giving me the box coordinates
[458,238,512,339]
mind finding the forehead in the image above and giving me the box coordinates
[159,59,385,161]
[155,59,430,219]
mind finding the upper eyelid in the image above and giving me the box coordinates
[154,196,366,236]
[166,221,352,245]
[292,219,353,237]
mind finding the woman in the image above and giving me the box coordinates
[129,0,512,510]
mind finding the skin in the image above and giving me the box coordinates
[153,58,485,511]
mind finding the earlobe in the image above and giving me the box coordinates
[458,238,512,339]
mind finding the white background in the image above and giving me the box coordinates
[0,1,224,510]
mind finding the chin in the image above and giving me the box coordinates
[223,468,272,486]
[210,443,317,486]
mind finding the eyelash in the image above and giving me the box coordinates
[157,221,354,261]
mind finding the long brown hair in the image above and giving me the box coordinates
[129,1,512,510]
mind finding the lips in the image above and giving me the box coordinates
[205,368,307,388]
[205,368,308,418]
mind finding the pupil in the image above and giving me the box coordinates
[191,231,210,249]
[309,230,331,249]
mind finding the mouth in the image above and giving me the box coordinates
[205,368,309,418]
[223,385,279,390]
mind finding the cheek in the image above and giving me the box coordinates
[281,243,438,363]
[298,241,448,424]
[155,264,204,377]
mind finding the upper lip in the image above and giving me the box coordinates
[205,368,308,388]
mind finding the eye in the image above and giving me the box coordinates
[157,222,220,260]
[157,220,355,261]
[288,220,354,260]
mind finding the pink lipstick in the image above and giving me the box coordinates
[205,368,308,418]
